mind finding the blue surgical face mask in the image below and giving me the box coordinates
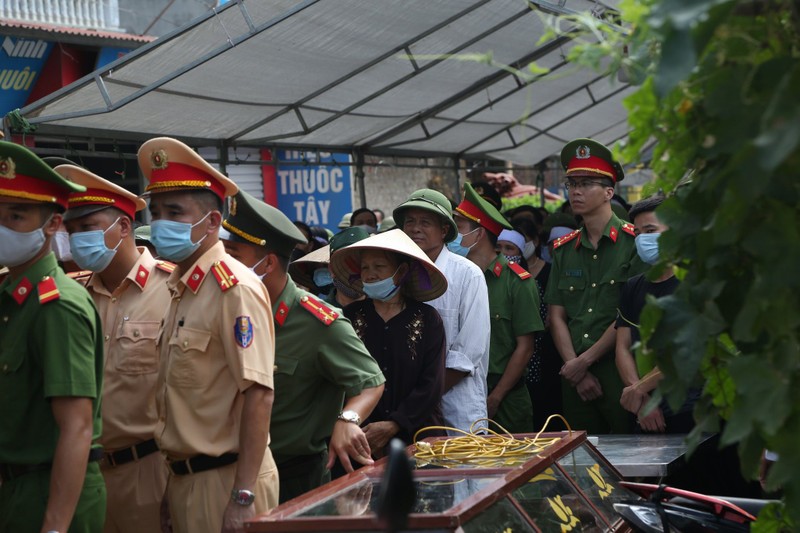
[446,227,479,257]
[150,213,210,262]
[249,254,268,281]
[0,215,50,267]
[69,218,122,272]
[361,266,401,302]
[635,232,661,265]
[313,267,333,288]
[540,245,553,264]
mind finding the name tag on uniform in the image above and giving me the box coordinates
[565,269,583,277]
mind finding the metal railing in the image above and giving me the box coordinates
[1,0,120,31]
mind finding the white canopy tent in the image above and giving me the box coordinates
[9,0,631,168]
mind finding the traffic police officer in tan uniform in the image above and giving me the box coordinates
[221,190,385,503]
[138,137,279,532]
[59,165,172,533]
[0,141,106,532]
[544,138,647,434]
[452,183,544,433]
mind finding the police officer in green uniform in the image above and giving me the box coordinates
[451,183,544,433]
[0,141,106,532]
[220,191,385,503]
[544,138,647,434]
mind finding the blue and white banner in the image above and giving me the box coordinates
[0,36,53,114]
[274,150,353,232]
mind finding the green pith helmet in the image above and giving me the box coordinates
[393,188,457,243]
[560,138,625,183]
[223,190,307,257]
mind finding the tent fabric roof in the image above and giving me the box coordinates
[14,0,629,166]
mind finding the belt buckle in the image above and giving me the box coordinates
[169,457,193,475]
[131,443,140,462]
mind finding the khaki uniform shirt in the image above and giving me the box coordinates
[85,247,173,450]
[155,242,275,459]
[544,213,647,354]
[270,278,384,463]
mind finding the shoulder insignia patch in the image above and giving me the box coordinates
[212,261,238,292]
[66,270,93,286]
[38,276,60,304]
[553,229,580,249]
[234,316,254,348]
[156,260,176,273]
[275,301,290,327]
[11,277,34,305]
[492,261,503,277]
[299,295,338,326]
[508,261,532,280]
[185,265,206,292]
[621,222,636,236]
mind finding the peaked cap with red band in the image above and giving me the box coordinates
[560,138,625,183]
[0,141,85,208]
[454,182,512,237]
[57,164,146,221]
[138,137,238,201]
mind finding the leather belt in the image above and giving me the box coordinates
[0,447,104,483]
[103,438,159,467]
[168,452,238,476]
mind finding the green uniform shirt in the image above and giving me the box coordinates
[270,277,384,463]
[0,252,104,464]
[485,254,544,376]
[544,213,647,355]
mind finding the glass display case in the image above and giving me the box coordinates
[247,431,637,532]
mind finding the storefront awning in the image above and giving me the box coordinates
[11,0,630,166]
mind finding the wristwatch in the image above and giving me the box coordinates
[337,410,361,425]
[231,489,256,506]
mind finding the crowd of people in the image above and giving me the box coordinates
[0,135,691,533]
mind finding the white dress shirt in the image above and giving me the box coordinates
[428,246,491,434]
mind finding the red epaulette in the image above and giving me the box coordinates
[553,229,580,249]
[155,260,176,273]
[211,260,238,292]
[508,262,532,280]
[38,276,60,304]
[298,295,338,326]
[66,270,93,286]
[621,222,636,236]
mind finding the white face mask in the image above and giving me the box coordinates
[0,217,50,267]
[52,230,73,262]
[522,240,537,261]
[249,254,268,281]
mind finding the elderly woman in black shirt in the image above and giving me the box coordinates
[330,229,448,456]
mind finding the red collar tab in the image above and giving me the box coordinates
[275,301,290,327]
[299,295,338,326]
[37,276,60,304]
[11,277,34,305]
[133,264,150,289]
[68,187,138,218]
[609,225,619,243]
[211,261,238,292]
[186,265,206,292]
[508,262,531,280]
[455,199,503,236]
[566,154,617,182]
[147,162,226,201]
[492,262,503,277]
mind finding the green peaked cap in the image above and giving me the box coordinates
[393,188,458,243]
[0,141,85,208]
[560,138,625,183]
[455,182,512,236]
[223,190,307,257]
[330,226,370,252]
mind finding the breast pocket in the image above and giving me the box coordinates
[115,321,160,374]
[167,326,212,388]
[0,340,25,377]
[557,275,587,318]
